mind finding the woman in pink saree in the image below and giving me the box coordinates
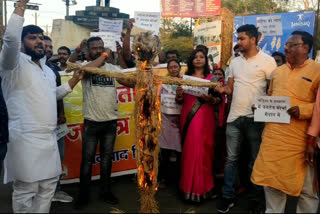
[175,48,224,202]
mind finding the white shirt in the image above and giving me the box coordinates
[227,51,277,123]
[0,14,73,183]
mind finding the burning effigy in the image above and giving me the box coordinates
[132,32,161,213]
[66,32,220,213]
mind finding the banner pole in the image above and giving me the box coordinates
[313,0,320,59]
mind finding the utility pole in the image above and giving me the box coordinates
[63,0,76,17]
[45,24,49,36]
[66,0,69,16]
[33,12,39,25]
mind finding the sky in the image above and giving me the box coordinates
[5,0,161,30]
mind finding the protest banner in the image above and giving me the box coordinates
[254,96,291,124]
[90,32,116,51]
[99,17,123,42]
[234,11,315,57]
[161,94,182,115]
[194,20,221,66]
[161,0,221,17]
[182,75,209,97]
[134,11,161,35]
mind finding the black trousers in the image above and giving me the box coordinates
[79,119,117,195]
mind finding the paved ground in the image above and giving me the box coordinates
[0,170,301,213]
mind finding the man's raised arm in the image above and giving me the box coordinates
[0,0,28,71]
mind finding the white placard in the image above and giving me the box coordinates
[254,96,291,124]
[194,21,222,64]
[90,32,116,52]
[161,94,182,115]
[182,75,209,97]
[134,11,161,35]
[99,17,123,42]
[256,15,283,36]
[56,123,69,140]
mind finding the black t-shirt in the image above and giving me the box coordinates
[46,61,61,86]
[0,77,9,145]
[46,61,63,117]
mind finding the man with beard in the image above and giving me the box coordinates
[74,36,129,209]
[0,1,83,212]
[251,31,320,213]
[44,36,61,73]
[57,46,71,71]
[215,24,277,213]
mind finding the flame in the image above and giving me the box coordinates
[138,165,144,187]
[140,61,147,70]
[139,139,144,149]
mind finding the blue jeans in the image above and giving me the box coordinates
[0,143,7,174]
[222,116,264,199]
[79,119,117,195]
[56,137,65,192]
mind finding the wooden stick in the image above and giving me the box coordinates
[66,62,221,88]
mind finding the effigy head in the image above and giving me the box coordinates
[132,31,160,67]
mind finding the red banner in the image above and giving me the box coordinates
[161,0,221,17]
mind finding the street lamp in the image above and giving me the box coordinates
[62,0,77,17]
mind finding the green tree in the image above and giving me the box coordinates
[171,22,192,38]
[160,19,193,62]
[222,0,289,15]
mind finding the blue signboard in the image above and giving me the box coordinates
[234,11,315,57]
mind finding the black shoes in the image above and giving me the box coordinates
[217,197,235,213]
[100,192,119,205]
[73,194,89,210]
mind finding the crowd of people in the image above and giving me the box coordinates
[0,0,320,213]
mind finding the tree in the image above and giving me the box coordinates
[221,0,289,15]
[161,35,193,63]
[160,19,193,62]
[300,0,317,10]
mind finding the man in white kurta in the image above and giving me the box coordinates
[0,1,83,213]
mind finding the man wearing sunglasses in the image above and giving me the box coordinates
[251,31,320,213]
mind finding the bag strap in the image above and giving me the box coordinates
[181,98,205,145]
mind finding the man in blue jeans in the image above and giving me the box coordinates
[0,77,8,174]
[215,24,277,213]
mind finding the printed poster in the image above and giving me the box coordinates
[194,20,222,66]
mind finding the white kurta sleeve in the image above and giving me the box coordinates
[0,14,24,72]
[56,82,72,100]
